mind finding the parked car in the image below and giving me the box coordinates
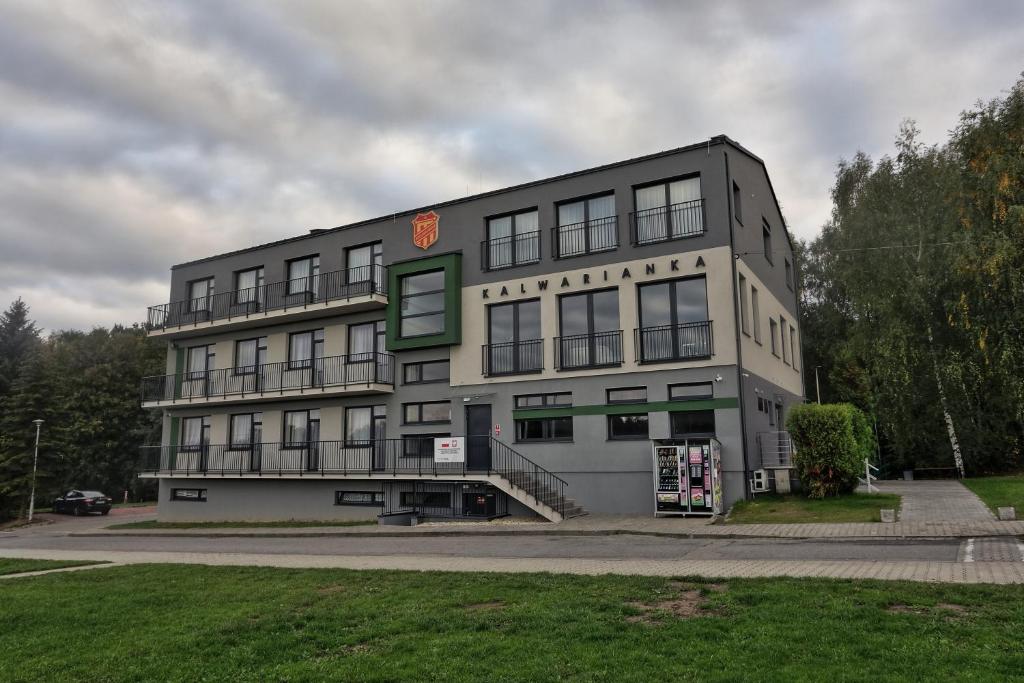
[53,490,112,516]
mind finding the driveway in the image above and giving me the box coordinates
[13,505,157,536]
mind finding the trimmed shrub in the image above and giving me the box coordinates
[786,403,875,498]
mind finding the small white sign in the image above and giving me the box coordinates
[434,437,465,463]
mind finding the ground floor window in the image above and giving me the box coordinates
[515,417,572,442]
[335,491,384,506]
[400,491,451,508]
[171,488,206,502]
[608,413,649,440]
[402,433,450,458]
[669,410,716,438]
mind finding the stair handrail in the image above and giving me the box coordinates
[487,437,568,517]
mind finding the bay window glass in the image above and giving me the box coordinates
[399,270,446,337]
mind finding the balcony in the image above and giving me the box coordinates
[481,339,544,377]
[634,320,713,363]
[140,352,394,407]
[146,264,387,337]
[553,330,623,370]
[480,232,541,271]
[551,216,619,259]
[629,198,705,246]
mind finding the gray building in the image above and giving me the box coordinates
[138,135,803,522]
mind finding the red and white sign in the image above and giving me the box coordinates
[412,210,439,250]
[434,437,464,463]
[494,424,501,436]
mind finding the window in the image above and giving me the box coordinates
[399,270,446,337]
[403,360,450,384]
[781,316,789,364]
[346,242,383,285]
[790,327,799,371]
[180,416,210,451]
[348,321,385,359]
[171,488,207,502]
[770,319,779,357]
[402,433,449,458]
[287,255,320,295]
[187,277,214,312]
[404,401,451,425]
[283,409,320,447]
[486,299,542,375]
[607,387,647,404]
[515,416,572,442]
[738,274,750,335]
[486,209,540,269]
[669,382,714,400]
[234,267,264,304]
[762,220,773,264]
[288,329,324,369]
[186,344,215,378]
[229,412,262,449]
[637,276,710,361]
[335,490,384,506]
[607,414,649,440]
[514,393,572,409]
[633,176,703,244]
[345,406,386,444]
[557,289,621,368]
[400,491,452,508]
[785,258,794,290]
[733,181,743,225]
[670,410,716,437]
[234,337,267,373]
[751,286,762,344]
[556,193,616,257]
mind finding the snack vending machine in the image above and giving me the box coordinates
[652,438,722,517]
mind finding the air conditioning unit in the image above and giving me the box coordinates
[751,469,770,493]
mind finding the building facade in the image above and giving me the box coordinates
[139,136,803,522]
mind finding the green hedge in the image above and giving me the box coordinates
[786,403,875,498]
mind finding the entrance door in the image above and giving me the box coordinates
[466,404,492,471]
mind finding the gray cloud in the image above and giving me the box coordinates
[0,0,1021,330]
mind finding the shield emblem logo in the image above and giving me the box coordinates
[411,211,439,250]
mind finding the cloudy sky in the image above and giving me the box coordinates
[1,1,1021,331]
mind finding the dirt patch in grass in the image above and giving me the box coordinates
[317,584,349,595]
[887,603,969,620]
[463,600,506,611]
[626,584,726,624]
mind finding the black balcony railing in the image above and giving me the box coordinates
[553,330,623,370]
[481,231,541,271]
[140,352,395,403]
[481,339,544,376]
[634,320,713,363]
[146,264,388,331]
[138,436,568,517]
[552,216,619,259]
[629,198,705,246]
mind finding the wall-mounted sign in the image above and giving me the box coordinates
[494,424,501,436]
[434,436,464,463]
[412,211,440,250]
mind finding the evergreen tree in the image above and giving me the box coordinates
[0,298,41,401]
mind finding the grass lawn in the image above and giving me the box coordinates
[0,558,103,576]
[727,492,901,524]
[962,474,1024,514]
[106,519,376,529]
[1,565,1023,681]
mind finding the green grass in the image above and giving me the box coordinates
[0,559,103,576]
[727,492,902,524]
[106,519,376,529]
[1,565,1023,681]
[962,474,1024,514]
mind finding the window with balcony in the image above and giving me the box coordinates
[632,176,703,245]
[555,193,616,258]
[288,329,324,369]
[484,209,540,270]
[636,276,711,362]
[180,416,210,451]
[402,433,450,458]
[287,255,320,296]
[399,270,446,337]
[556,289,621,369]
[234,267,264,306]
[345,405,386,444]
[346,242,383,293]
[348,321,385,362]
[283,409,320,448]
[234,337,267,374]
[187,277,214,314]
[485,299,542,375]
[228,412,262,450]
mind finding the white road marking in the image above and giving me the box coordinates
[963,538,975,563]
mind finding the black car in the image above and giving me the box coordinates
[54,490,112,516]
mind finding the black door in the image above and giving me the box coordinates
[466,404,492,471]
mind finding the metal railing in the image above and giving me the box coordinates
[481,231,541,271]
[634,320,713,363]
[481,339,544,376]
[629,198,705,245]
[140,352,395,403]
[552,216,619,258]
[554,330,623,370]
[757,430,793,468]
[146,263,388,330]
[138,436,569,517]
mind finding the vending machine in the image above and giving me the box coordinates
[652,438,722,517]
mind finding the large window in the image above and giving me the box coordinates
[345,405,386,444]
[403,360,450,384]
[557,289,621,369]
[346,242,382,287]
[234,337,267,373]
[229,412,262,449]
[556,193,616,258]
[486,209,540,270]
[670,410,716,438]
[348,321,385,359]
[607,414,649,440]
[234,267,264,304]
[403,401,451,425]
[289,329,324,369]
[187,277,214,312]
[283,409,320,447]
[180,416,210,451]
[486,299,542,375]
[287,255,320,295]
[399,270,446,337]
[633,176,703,244]
[637,276,711,361]
[186,344,215,378]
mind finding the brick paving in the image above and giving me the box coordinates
[872,480,995,522]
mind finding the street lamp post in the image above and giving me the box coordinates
[27,419,43,522]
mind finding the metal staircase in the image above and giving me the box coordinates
[488,437,586,521]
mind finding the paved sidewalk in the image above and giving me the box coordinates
[1,547,1022,584]
[873,480,995,522]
